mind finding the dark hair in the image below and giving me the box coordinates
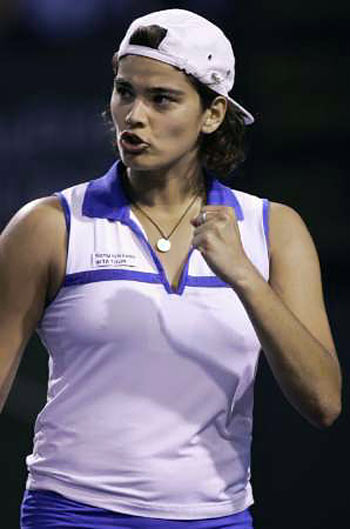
[106,24,248,181]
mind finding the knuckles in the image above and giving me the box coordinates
[205,207,236,222]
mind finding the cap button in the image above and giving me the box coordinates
[211,72,222,83]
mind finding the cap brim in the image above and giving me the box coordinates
[227,96,255,125]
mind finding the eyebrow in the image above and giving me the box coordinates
[114,78,186,96]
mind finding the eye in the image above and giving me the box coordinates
[114,83,133,99]
[153,94,173,106]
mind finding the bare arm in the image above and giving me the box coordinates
[231,202,342,429]
[0,196,64,413]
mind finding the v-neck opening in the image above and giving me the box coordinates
[127,209,194,295]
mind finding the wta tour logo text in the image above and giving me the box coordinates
[91,252,138,268]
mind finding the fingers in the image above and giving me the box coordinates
[191,206,236,227]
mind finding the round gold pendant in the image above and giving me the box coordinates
[156,238,171,252]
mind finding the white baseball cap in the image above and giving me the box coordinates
[115,8,254,125]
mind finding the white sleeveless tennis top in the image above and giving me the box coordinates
[25,159,270,520]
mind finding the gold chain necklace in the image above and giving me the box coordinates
[131,194,200,252]
[122,172,203,253]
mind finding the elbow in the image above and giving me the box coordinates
[316,377,343,429]
[317,403,342,429]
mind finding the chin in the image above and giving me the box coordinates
[120,153,153,170]
[119,147,193,173]
[120,152,170,172]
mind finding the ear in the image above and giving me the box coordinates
[201,96,227,134]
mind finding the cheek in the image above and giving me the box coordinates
[110,95,124,128]
[158,109,201,144]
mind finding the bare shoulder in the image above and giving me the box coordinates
[0,195,67,313]
[267,201,338,358]
[268,200,320,289]
[1,195,67,254]
[268,201,314,253]
[3,195,65,231]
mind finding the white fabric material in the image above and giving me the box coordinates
[116,8,255,125]
[25,172,269,519]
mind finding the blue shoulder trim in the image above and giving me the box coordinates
[54,191,71,238]
[262,198,270,253]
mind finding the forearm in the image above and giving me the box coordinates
[230,264,342,429]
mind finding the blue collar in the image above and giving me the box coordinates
[82,159,244,221]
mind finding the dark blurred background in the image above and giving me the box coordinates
[1,1,349,528]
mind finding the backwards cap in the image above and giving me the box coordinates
[115,8,254,125]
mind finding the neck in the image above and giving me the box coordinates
[122,157,207,216]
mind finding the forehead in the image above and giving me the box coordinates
[117,55,193,91]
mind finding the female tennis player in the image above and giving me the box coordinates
[0,8,342,529]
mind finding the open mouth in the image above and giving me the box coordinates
[125,133,141,144]
[119,132,149,153]
[120,139,149,153]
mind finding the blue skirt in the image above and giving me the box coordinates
[20,489,254,529]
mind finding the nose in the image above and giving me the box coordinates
[125,98,147,127]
